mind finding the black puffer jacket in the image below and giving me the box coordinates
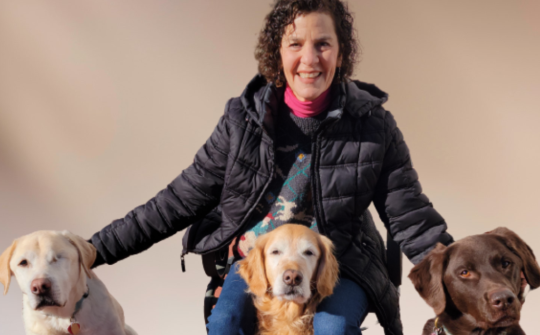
[90,75,453,335]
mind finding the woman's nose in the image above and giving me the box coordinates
[301,45,319,66]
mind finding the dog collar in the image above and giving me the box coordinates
[434,317,511,335]
[68,286,89,335]
[432,317,452,335]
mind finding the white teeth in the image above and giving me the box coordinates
[298,72,321,78]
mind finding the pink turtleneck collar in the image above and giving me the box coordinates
[284,84,332,118]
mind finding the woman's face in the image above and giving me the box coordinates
[280,12,342,102]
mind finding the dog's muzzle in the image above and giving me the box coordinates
[281,269,309,302]
[31,278,62,309]
[283,269,303,287]
[486,288,520,327]
[31,278,52,296]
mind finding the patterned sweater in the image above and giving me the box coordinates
[235,102,325,257]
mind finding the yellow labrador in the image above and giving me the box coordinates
[0,230,137,335]
[238,224,339,335]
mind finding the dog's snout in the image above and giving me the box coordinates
[31,278,52,296]
[283,269,303,286]
[489,288,516,310]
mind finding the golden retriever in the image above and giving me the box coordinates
[238,224,339,335]
[0,230,137,335]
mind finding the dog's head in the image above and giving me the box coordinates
[238,224,339,304]
[0,230,96,313]
[409,227,540,330]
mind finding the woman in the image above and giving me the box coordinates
[89,0,453,334]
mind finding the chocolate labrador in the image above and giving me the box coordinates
[409,227,540,335]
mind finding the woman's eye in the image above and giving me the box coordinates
[460,270,471,278]
[303,250,314,256]
[502,260,511,268]
[18,260,28,267]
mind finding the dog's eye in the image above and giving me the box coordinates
[18,259,28,267]
[303,250,314,256]
[459,270,471,278]
[271,250,280,255]
[502,260,511,268]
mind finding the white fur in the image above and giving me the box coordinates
[265,237,319,304]
[4,231,137,335]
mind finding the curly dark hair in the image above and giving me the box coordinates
[255,0,359,86]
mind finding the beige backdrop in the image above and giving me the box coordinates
[1,1,539,334]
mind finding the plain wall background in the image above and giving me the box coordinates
[1,1,539,334]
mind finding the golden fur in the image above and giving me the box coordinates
[238,224,339,335]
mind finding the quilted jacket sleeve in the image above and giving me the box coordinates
[372,108,454,265]
[89,109,231,267]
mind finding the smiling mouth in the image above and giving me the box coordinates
[298,72,321,79]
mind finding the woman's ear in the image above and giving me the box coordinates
[408,243,448,315]
[315,235,339,298]
[0,240,17,295]
[238,234,270,296]
[61,231,97,279]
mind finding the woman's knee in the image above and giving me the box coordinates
[313,278,368,335]
[207,263,257,335]
[206,309,242,334]
[313,312,362,335]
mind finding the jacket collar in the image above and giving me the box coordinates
[240,74,389,135]
[343,80,389,117]
[240,75,281,138]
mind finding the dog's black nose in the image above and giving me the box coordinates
[489,288,516,310]
[283,269,303,286]
[31,278,52,295]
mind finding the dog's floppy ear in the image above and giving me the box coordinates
[0,240,17,295]
[488,227,540,289]
[238,234,270,296]
[408,243,447,315]
[61,231,97,279]
[315,235,339,298]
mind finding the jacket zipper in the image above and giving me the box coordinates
[310,113,394,333]
[311,134,326,235]
[310,116,341,236]
[180,252,186,272]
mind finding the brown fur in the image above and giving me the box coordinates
[238,224,339,335]
[409,227,540,335]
